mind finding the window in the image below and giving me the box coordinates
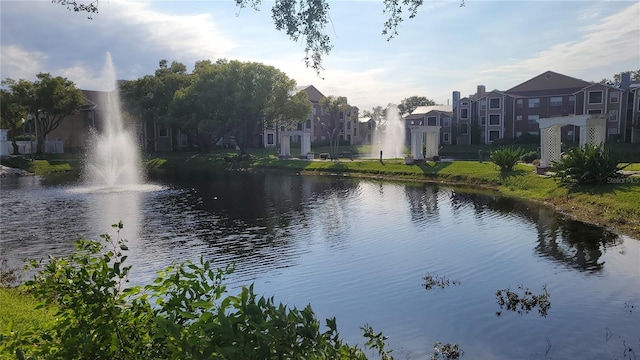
[306,119,311,128]
[588,109,602,114]
[180,134,188,147]
[567,130,574,140]
[608,110,618,122]
[550,97,563,106]
[480,100,486,110]
[347,121,351,130]
[427,116,437,126]
[443,133,450,143]
[569,95,576,105]
[516,99,523,108]
[442,118,450,127]
[489,130,500,142]
[515,132,522,137]
[461,101,468,106]
[460,123,469,134]
[480,116,486,125]
[461,108,468,119]
[588,91,603,104]
[516,115,522,121]
[312,108,317,115]
[528,115,539,124]
[353,127,357,136]
[489,98,500,109]
[489,114,500,125]
[610,92,619,103]
[267,133,274,145]
[367,121,372,130]
[297,123,303,130]
[158,126,168,137]
[347,134,351,142]
[528,98,540,108]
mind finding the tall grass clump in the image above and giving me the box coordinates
[490,146,524,172]
[553,144,628,185]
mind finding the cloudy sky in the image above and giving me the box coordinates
[1,0,638,111]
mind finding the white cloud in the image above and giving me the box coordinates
[2,1,637,111]
[103,1,236,61]
[480,2,640,80]
[0,45,48,81]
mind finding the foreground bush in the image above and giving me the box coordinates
[0,223,393,359]
[490,146,524,172]
[553,144,628,185]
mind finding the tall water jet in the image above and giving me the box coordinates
[85,53,142,188]
[371,103,406,159]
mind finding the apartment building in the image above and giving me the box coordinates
[264,85,358,148]
[453,71,640,144]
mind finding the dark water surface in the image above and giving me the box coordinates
[1,169,639,359]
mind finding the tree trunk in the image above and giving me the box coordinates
[37,137,44,154]
[11,140,19,155]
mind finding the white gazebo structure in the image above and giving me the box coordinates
[408,125,440,160]
[279,130,313,159]
[536,114,606,168]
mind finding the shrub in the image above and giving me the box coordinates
[553,144,628,185]
[2,223,394,360]
[490,146,524,172]
[520,151,539,163]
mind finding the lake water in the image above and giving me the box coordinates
[1,169,639,359]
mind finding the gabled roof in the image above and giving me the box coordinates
[296,85,325,103]
[506,71,591,96]
[406,105,453,120]
[410,105,453,115]
[81,90,102,110]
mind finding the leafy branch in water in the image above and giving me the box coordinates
[495,285,551,317]
[431,341,464,360]
[423,272,461,291]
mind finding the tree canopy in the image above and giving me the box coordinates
[397,95,436,116]
[362,105,387,131]
[125,59,312,153]
[599,69,640,86]
[1,73,84,153]
[319,95,351,157]
[0,80,30,154]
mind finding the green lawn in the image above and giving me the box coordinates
[0,287,56,359]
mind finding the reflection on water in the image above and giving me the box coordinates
[449,191,622,272]
[1,170,639,359]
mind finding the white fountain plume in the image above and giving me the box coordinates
[84,53,143,190]
[371,103,406,159]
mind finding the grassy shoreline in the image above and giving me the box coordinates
[148,151,640,239]
[2,150,638,238]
